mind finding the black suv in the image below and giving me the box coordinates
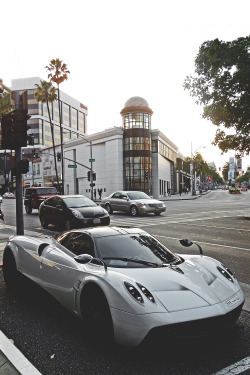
[24,187,58,214]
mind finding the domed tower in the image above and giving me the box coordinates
[120,96,153,194]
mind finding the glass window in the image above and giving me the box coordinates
[59,232,95,257]
[78,112,85,133]
[71,108,78,130]
[62,103,70,127]
[44,121,53,146]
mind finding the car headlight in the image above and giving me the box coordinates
[139,204,147,208]
[124,281,155,304]
[217,265,234,283]
[72,210,84,219]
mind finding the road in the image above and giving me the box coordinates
[0,190,249,375]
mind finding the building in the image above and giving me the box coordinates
[4,77,88,189]
[61,96,189,199]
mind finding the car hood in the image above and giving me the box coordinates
[113,259,241,311]
[70,206,107,217]
[38,194,56,199]
[132,199,163,205]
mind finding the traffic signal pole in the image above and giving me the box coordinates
[14,92,24,235]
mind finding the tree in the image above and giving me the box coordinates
[184,36,250,155]
[34,80,60,189]
[45,59,70,194]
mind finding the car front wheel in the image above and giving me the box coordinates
[105,203,113,214]
[81,286,114,345]
[130,205,138,216]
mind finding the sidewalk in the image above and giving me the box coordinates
[0,191,249,375]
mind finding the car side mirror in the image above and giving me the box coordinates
[74,254,107,271]
[179,239,203,255]
[179,239,193,247]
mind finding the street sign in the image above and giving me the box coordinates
[68,165,77,168]
[89,158,95,162]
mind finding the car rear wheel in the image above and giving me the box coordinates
[130,205,138,216]
[105,203,113,214]
[25,204,32,214]
[81,286,114,345]
[40,216,48,228]
[3,249,25,294]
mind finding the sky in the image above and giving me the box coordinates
[1,0,250,172]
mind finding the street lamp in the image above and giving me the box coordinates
[63,132,94,200]
[191,143,206,196]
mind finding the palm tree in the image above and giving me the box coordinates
[45,59,70,194]
[34,80,60,190]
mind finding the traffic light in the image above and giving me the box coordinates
[0,109,30,149]
[11,109,31,147]
[144,170,149,179]
[17,159,29,174]
[92,172,96,181]
[87,171,91,181]
[57,152,62,162]
[1,113,13,149]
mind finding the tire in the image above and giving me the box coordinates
[81,286,114,345]
[154,212,161,216]
[3,249,25,294]
[130,205,138,216]
[40,216,48,229]
[25,204,32,214]
[65,219,72,230]
[105,203,113,214]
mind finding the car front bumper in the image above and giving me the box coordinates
[73,215,110,228]
[110,288,244,347]
[138,206,166,215]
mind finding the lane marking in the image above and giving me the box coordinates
[176,223,250,232]
[212,356,250,375]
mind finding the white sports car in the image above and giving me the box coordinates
[3,226,244,347]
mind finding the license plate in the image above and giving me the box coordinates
[93,218,101,224]
[225,294,241,308]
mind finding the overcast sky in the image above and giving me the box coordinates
[1,0,250,171]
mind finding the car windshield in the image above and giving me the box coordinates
[63,196,97,208]
[36,188,57,195]
[95,233,181,268]
[127,192,151,200]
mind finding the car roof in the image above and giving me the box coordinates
[64,226,145,238]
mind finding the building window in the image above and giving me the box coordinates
[71,108,78,130]
[78,112,85,133]
[124,156,151,194]
[44,121,53,146]
[124,137,151,151]
[123,113,151,130]
[63,103,70,127]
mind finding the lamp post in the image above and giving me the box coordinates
[191,143,206,196]
[63,132,93,200]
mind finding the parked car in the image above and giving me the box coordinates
[24,187,58,214]
[2,226,244,347]
[241,186,248,191]
[39,194,110,230]
[101,191,166,216]
[3,192,15,199]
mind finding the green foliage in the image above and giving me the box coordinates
[222,162,229,181]
[236,167,250,184]
[184,36,250,155]
[45,58,70,86]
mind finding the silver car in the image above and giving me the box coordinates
[101,191,166,216]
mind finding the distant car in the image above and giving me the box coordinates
[101,191,166,216]
[39,194,110,230]
[3,192,15,199]
[24,187,58,214]
[2,226,245,347]
[241,186,248,191]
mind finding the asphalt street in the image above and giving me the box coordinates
[0,190,249,375]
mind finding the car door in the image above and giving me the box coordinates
[110,192,123,211]
[40,232,96,312]
[53,196,67,227]
[42,197,57,225]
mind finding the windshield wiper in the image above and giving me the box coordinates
[102,257,160,267]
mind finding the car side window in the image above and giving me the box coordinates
[111,192,121,199]
[60,232,95,257]
[54,196,64,208]
[46,197,57,207]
